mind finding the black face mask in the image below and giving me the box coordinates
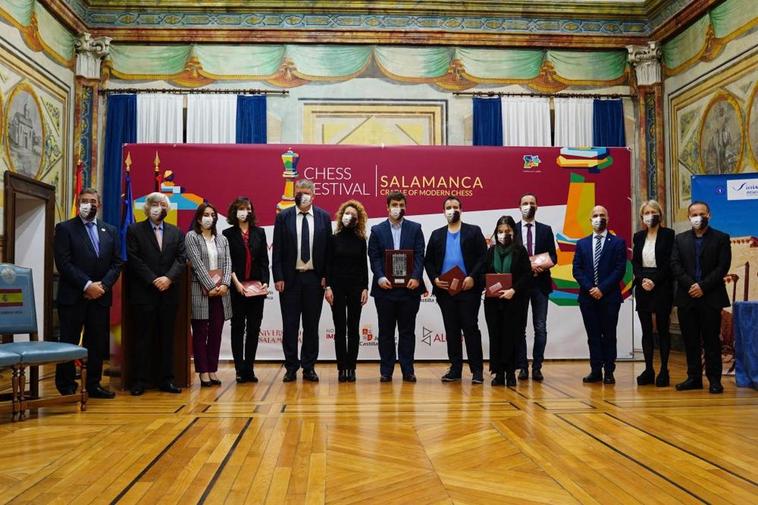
[648,214,660,227]
[85,205,97,220]
[448,210,461,224]
[522,206,536,220]
[499,235,513,247]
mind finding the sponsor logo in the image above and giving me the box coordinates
[523,155,541,169]
[360,325,378,346]
[727,179,758,200]
[421,326,446,346]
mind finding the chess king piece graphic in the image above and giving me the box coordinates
[277,147,300,213]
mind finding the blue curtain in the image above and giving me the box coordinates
[236,95,267,144]
[472,97,503,146]
[102,95,136,227]
[592,99,625,147]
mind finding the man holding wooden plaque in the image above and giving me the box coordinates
[424,196,487,384]
[368,191,425,382]
[514,193,557,381]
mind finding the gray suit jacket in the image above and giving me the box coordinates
[185,230,232,320]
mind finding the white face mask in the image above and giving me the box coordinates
[690,216,703,229]
[444,208,460,223]
[236,210,249,222]
[521,204,536,219]
[341,213,355,227]
[149,205,164,221]
[643,214,660,227]
[591,217,607,232]
[497,232,513,245]
[79,202,95,221]
[298,193,312,208]
[389,207,404,220]
[201,216,214,230]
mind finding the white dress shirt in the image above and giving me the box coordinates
[205,234,219,270]
[642,235,657,268]
[521,219,536,253]
[296,207,315,271]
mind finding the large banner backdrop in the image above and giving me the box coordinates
[124,144,634,361]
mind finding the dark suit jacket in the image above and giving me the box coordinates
[368,219,425,299]
[631,227,675,304]
[126,219,187,305]
[272,205,331,284]
[54,217,123,307]
[484,243,533,298]
[572,232,627,305]
[222,225,270,284]
[424,222,487,297]
[515,221,557,295]
[670,227,731,310]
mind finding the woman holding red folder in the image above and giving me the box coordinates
[484,215,532,386]
[186,202,232,387]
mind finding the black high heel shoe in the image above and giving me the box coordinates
[200,375,213,388]
[347,369,356,382]
[338,370,347,383]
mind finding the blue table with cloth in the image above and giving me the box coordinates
[733,301,758,389]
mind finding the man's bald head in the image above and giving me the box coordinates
[591,206,608,232]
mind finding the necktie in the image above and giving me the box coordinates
[86,222,99,256]
[593,235,602,286]
[526,223,533,256]
[154,225,163,251]
[300,212,310,263]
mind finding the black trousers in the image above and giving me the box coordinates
[132,302,176,386]
[230,291,264,376]
[579,298,621,374]
[436,291,483,375]
[280,271,324,372]
[637,310,671,371]
[678,304,722,382]
[330,283,363,370]
[484,298,525,375]
[56,299,108,392]
[375,296,420,377]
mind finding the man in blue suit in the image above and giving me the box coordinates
[54,188,122,398]
[368,191,425,382]
[572,205,627,384]
[273,179,332,382]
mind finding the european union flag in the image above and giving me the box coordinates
[120,171,135,261]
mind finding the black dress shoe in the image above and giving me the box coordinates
[247,373,259,383]
[159,382,182,394]
[655,369,670,387]
[89,385,116,399]
[709,382,724,394]
[59,387,77,396]
[532,369,544,381]
[402,374,417,383]
[283,370,297,382]
[210,379,222,386]
[472,373,484,385]
[338,370,347,383]
[637,369,655,386]
[236,375,247,384]
[491,373,505,386]
[603,373,616,385]
[583,372,603,383]
[441,369,461,382]
[506,373,517,387]
[675,378,703,391]
[347,369,356,382]
[518,369,528,380]
[303,369,319,382]
[380,375,392,382]
[130,384,145,396]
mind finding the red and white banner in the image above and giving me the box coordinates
[125,144,634,361]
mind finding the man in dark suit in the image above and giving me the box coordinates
[54,188,122,398]
[368,191,425,382]
[514,193,557,381]
[572,205,627,384]
[272,179,332,382]
[126,192,186,395]
[424,195,487,384]
[671,201,731,394]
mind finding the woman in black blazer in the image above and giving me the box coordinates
[222,197,270,383]
[483,216,532,387]
[632,200,675,387]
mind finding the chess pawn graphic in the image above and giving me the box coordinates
[277,147,300,213]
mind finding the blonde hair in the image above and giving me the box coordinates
[334,200,367,239]
[638,199,663,224]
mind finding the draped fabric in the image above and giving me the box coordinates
[136,94,184,143]
[593,99,626,147]
[502,96,551,147]
[472,97,503,146]
[103,95,137,227]
[186,95,237,143]
[236,95,268,144]
[554,97,594,147]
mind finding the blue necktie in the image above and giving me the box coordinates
[300,212,310,263]
[593,235,602,286]
[86,222,100,257]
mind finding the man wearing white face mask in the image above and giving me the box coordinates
[272,179,332,383]
[671,201,731,394]
[424,195,487,384]
[572,205,627,385]
[126,192,186,396]
[54,188,122,398]
[514,193,557,381]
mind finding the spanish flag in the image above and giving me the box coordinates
[0,288,23,307]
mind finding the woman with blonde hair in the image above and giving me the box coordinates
[325,200,369,382]
[632,200,675,387]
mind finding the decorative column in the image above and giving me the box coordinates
[628,41,665,210]
[73,33,111,189]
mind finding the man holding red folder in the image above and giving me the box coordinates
[424,196,488,384]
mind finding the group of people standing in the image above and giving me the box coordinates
[53,182,732,398]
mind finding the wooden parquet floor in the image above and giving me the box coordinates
[1,352,757,504]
